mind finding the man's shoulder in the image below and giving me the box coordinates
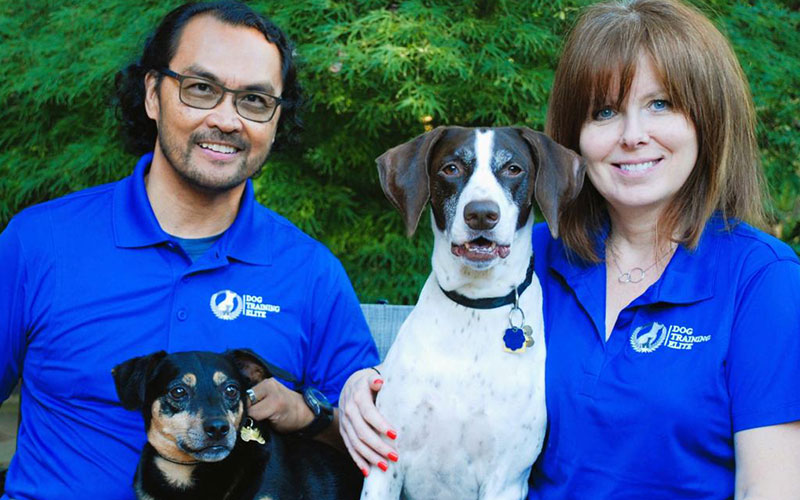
[250,202,339,262]
[8,180,119,235]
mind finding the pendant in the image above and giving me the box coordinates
[618,267,645,284]
[240,418,266,445]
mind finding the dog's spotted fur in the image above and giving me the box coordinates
[365,127,584,500]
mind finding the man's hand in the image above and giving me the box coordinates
[245,379,347,453]
[246,378,313,433]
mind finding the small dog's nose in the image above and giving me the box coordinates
[204,419,230,440]
[464,200,500,230]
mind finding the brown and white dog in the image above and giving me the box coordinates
[363,127,584,500]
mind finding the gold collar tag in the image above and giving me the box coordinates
[240,418,266,445]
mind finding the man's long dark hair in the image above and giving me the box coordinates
[114,1,303,155]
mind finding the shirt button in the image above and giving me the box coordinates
[177,309,187,321]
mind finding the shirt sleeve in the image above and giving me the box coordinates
[0,219,28,400]
[728,258,800,432]
[304,247,380,405]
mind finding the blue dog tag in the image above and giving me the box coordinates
[503,326,527,353]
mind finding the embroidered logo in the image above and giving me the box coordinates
[210,290,280,320]
[630,322,711,352]
[664,325,711,350]
[210,290,244,320]
[629,322,668,353]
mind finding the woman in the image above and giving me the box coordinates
[339,0,800,498]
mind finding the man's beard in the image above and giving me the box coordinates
[157,125,268,194]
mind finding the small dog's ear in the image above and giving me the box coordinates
[226,349,298,387]
[376,126,447,236]
[112,351,167,411]
[517,128,586,238]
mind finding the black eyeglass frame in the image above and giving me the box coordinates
[157,68,283,123]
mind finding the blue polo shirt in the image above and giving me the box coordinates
[0,153,379,500]
[527,217,800,499]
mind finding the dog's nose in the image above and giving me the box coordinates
[204,419,231,440]
[464,200,500,230]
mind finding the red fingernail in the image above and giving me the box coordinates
[378,461,388,472]
[388,452,399,462]
[386,430,397,440]
[374,378,384,386]
[361,467,369,477]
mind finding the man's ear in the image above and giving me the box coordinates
[376,126,447,236]
[516,128,586,238]
[112,351,167,411]
[144,71,160,122]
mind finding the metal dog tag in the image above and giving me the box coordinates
[240,418,266,445]
[523,325,535,348]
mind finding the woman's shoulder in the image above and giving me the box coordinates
[702,217,800,288]
[532,221,564,255]
[532,221,554,241]
[706,217,798,265]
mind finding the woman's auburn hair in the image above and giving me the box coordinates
[546,0,767,262]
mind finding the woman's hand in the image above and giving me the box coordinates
[339,366,399,475]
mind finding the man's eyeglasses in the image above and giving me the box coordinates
[158,68,282,123]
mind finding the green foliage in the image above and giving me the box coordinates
[1,0,798,304]
[715,1,800,245]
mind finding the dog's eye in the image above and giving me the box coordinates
[224,384,240,399]
[169,386,187,400]
[503,164,523,176]
[440,163,461,176]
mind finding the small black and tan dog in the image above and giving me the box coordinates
[113,349,362,500]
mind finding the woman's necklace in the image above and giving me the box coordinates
[607,242,676,284]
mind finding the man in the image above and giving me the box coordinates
[0,2,378,498]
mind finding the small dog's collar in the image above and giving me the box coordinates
[154,452,201,466]
[439,255,535,309]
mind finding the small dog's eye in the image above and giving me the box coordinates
[169,386,187,400]
[504,164,523,176]
[224,384,240,399]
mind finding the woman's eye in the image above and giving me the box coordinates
[593,107,616,121]
[650,99,671,111]
[169,387,187,399]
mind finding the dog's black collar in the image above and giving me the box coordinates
[154,452,200,466]
[439,255,536,309]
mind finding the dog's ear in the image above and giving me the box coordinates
[517,128,586,238]
[112,351,167,411]
[376,126,447,236]
[226,349,298,387]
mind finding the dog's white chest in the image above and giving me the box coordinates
[368,275,547,500]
